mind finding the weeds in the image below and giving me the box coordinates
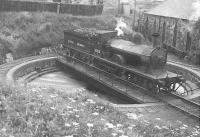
[0,12,116,59]
[0,85,199,137]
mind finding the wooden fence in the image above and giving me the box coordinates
[136,13,200,64]
[136,13,194,54]
[0,0,103,16]
[60,4,103,15]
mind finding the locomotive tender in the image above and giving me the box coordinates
[62,29,186,93]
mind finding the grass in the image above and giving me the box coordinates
[0,7,145,60]
[0,12,117,58]
[0,9,143,59]
[0,85,199,137]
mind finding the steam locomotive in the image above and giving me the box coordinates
[62,29,186,93]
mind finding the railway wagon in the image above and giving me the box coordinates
[62,29,187,93]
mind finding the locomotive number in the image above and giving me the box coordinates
[77,43,85,48]
[94,49,101,54]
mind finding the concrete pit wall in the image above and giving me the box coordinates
[6,57,57,85]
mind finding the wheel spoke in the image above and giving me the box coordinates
[178,83,188,96]
[174,83,181,92]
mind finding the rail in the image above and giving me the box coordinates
[168,60,200,73]
[157,90,200,120]
[6,55,57,85]
[0,54,56,69]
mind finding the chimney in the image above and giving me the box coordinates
[152,33,160,47]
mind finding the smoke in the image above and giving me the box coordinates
[190,0,200,21]
[115,17,133,36]
[115,17,127,36]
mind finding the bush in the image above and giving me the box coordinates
[0,12,116,58]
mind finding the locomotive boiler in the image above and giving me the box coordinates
[62,29,187,93]
[105,39,167,68]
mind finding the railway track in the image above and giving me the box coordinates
[168,60,200,72]
[191,97,200,104]
[0,54,56,71]
[157,91,200,119]
[0,54,56,84]
[0,54,56,69]
[168,60,200,103]
[160,60,200,118]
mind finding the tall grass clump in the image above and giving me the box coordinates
[0,85,199,137]
[0,12,116,58]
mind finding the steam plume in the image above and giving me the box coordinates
[115,17,133,36]
[115,17,127,36]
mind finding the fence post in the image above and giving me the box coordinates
[57,2,60,14]
[125,82,127,93]
[111,75,114,87]
[162,21,166,44]
[172,20,178,47]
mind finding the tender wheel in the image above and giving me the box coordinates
[84,55,90,64]
[89,57,94,65]
[65,48,70,56]
[132,74,138,84]
[69,49,75,57]
[112,54,126,65]
[142,79,148,88]
[102,51,111,59]
[121,70,126,79]
[147,81,154,90]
